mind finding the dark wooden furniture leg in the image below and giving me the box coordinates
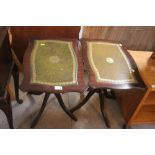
[0,93,14,129]
[31,93,50,128]
[55,93,77,121]
[98,89,110,128]
[12,64,23,104]
[70,89,96,113]
[70,88,110,128]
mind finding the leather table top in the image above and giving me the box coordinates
[20,39,86,93]
[82,39,145,89]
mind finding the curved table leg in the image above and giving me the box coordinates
[70,89,96,113]
[12,64,23,104]
[99,89,111,128]
[55,93,77,121]
[31,93,50,128]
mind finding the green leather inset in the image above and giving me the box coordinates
[87,42,137,84]
[30,40,78,86]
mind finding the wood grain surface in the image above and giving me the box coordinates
[11,26,81,61]
[82,26,155,51]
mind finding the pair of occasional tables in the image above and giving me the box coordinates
[20,38,145,128]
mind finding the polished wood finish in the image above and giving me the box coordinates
[6,82,15,101]
[55,93,77,121]
[82,26,155,51]
[70,39,145,128]
[70,88,110,128]
[115,88,146,122]
[20,39,86,93]
[11,26,155,62]
[10,26,81,62]
[143,92,155,105]
[0,27,22,128]
[81,39,145,89]
[151,53,155,59]
[150,43,155,59]
[129,51,155,90]
[133,105,155,123]
[117,50,155,125]
[31,92,78,128]
[21,38,85,128]
[31,93,50,128]
[8,28,23,72]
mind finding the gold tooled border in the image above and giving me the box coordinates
[87,42,137,84]
[30,40,78,86]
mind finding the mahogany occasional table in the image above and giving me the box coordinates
[20,39,85,128]
[70,39,145,128]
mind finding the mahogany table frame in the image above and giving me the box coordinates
[20,38,86,128]
[70,39,146,128]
